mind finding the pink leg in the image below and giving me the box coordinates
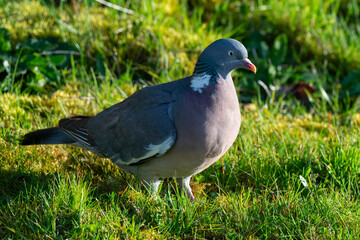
[177,176,195,201]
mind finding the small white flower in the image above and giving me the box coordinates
[299,175,308,187]
[3,60,10,71]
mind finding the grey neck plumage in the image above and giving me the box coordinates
[193,60,231,83]
[190,61,231,93]
[193,60,218,84]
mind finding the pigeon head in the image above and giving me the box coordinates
[193,38,256,80]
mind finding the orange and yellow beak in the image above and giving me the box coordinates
[242,58,257,73]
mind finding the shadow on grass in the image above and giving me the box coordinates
[0,162,132,207]
[0,169,55,204]
[0,165,132,238]
[62,152,136,197]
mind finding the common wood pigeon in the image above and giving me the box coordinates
[21,38,256,200]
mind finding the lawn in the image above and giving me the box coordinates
[1,0,360,239]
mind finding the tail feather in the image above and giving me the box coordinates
[21,127,75,145]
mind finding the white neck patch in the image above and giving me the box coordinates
[190,72,212,93]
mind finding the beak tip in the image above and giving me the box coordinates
[242,58,257,74]
[249,64,257,73]
[253,66,257,74]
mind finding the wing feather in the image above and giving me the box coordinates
[58,82,181,166]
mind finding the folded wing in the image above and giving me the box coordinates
[59,85,177,166]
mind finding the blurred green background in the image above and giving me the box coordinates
[1,0,359,106]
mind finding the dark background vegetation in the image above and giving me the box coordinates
[1,0,359,105]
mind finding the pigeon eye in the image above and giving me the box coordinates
[228,51,234,56]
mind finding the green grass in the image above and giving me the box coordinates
[1,0,360,96]
[1,0,360,239]
[1,77,360,238]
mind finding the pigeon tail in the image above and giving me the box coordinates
[21,127,75,145]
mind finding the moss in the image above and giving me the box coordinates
[1,0,359,91]
[353,113,360,126]
[0,81,133,130]
[0,0,222,83]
